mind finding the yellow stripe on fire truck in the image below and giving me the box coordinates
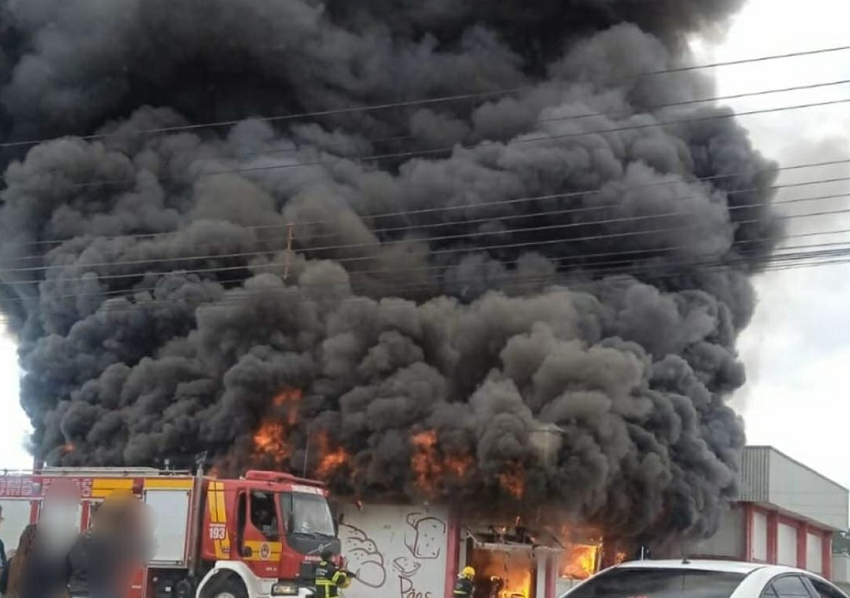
[143,478,193,490]
[91,478,134,498]
[206,481,230,558]
[244,541,282,561]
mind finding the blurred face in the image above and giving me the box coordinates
[40,496,79,554]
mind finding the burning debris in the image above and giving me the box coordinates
[0,0,778,543]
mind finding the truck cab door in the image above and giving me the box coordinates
[234,490,283,578]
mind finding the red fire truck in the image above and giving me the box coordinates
[0,467,341,598]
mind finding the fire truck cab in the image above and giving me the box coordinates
[0,467,341,598]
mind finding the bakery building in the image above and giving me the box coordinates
[336,446,850,598]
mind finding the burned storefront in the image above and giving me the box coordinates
[335,502,615,598]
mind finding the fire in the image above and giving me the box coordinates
[253,422,290,457]
[614,551,628,565]
[250,388,302,466]
[313,431,350,480]
[470,548,534,598]
[410,430,472,495]
[273,388,301,426]
[61,442,75,455]
[496,463,525,499]
[559,544,599,581]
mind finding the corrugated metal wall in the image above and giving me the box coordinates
[739,446,771,502]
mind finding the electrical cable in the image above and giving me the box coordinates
[4,169,850,269]
[2,43,850,151]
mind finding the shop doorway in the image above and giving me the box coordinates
[467,546,537,598]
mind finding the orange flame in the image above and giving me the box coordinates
[253,422,290,457]
[496,463,525,499]
[251,388,303,465]
[313,431,350,480]
[614,551,628,565]
[470,549,534,598]
[273,388,302,426]
[410,430,472,496]
[559,544,599,581]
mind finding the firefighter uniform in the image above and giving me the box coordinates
[452,566,475,598]
[315,556,350,598]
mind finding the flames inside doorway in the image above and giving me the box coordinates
[469,547,536,598]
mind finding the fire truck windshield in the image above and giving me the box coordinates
[281,492,335,538]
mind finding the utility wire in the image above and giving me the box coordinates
[3,244,850,323]
[13,234,850,304]
[6,158,850,256]
[17,95,850,192]
[8,223,849,290]
[57,77,850,167]
[2,43,849,151]
[4,206,850,299]
[3,176,850,274]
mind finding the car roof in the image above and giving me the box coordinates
[614,559,788,575]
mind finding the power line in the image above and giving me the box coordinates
[41,77,850,170]
[6,158,850,258]
[3,242,850,324]
[4,177,850,274]
[2,43,850,152]
[10,234,850,305]
[4,205,850,300]
[18,94,850,193]
[7,222,849,291]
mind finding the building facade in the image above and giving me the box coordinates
[336,446,850,598]
[688,446,848,582]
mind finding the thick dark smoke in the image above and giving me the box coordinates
[0,0,780,540]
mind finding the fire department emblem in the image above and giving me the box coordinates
[260,543,271,559]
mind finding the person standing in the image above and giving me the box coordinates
[452,566,476,598]
[1,523,69,598]
[314,549,351,598]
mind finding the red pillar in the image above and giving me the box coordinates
[797,522,808,570]
[767,512,778,564]
[743,503,754,561]
[545,555,557,598]
[822,532,832,580]
[444,510,461,598]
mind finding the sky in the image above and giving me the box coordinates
[0,0,848,497]
[688,0,850,495]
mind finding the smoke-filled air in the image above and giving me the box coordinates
[0,0,781,542]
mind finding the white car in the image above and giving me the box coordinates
[560,559,849,598]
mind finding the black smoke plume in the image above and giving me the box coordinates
[0,0,780,540]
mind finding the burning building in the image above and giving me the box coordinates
[0,0,784,590]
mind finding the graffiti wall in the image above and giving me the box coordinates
[339,503,450,598]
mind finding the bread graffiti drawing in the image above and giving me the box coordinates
[339,523,387,588]
[404,512,446,560]
[392,556,422,578]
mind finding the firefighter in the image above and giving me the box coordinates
[452,566,476,598]
[314,549,352,598]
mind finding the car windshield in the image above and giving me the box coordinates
[281,492,335,537]
[566,568,746,598]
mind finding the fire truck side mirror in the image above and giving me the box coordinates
[241,546,253,558]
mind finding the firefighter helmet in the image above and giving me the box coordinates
[462,566,475,579]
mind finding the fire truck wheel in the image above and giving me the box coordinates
[201,575,248,598]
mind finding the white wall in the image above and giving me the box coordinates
[767,450,849,531]
[0,499,32,552]
[339,504,449,598]
[688,505,744,559]
[752,511,768,561]
[777,523,798,566]
[806,532,823,574]
[833,554,850,585]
